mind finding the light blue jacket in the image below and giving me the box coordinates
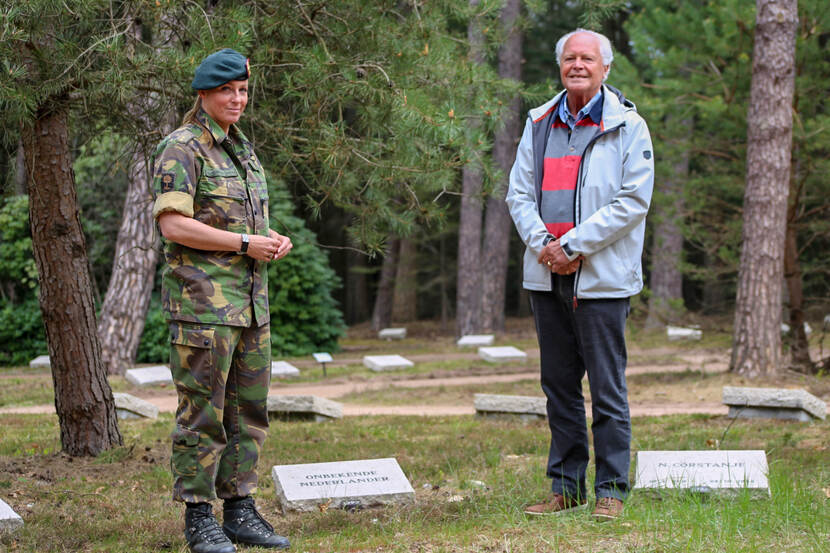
[506,84,655,297]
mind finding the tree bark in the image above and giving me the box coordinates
[731,0,797,377]
[456,0,485,337]
[96,15,174,375]
[392,237,418,322]
[481,0,522,334]
[371,238,399,330]
[645,117,691,329]
[16,139,27,194]
[784,182,812,370]
[23,101,122,456]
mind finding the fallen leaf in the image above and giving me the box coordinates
[318,498,332,513]
[823,487,830,499]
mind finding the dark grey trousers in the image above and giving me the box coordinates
[529,275,631,501]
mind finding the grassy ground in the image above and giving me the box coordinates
[0,412,827,552]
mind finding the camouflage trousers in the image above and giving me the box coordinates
[168,320,271,503]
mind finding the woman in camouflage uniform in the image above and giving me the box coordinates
[152,48,291,553]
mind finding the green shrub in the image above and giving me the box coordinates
[135,300,169,364]
[0,195,47,366]
[267,183,345,356]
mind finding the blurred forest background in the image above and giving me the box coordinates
[1,0,827,370]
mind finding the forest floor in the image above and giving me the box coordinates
[1,317,829,552]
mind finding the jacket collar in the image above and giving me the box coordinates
[196,109,248,147]
[530,84,633,128]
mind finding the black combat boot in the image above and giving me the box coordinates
[184,503,236,553]
[222,497,290,549]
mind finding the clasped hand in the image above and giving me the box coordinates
[247,230,293,262]
[537,239,581,275]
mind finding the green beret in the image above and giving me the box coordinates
[191,48,250,90]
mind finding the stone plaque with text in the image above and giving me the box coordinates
[634,450,769,497]
[271,458,415,511]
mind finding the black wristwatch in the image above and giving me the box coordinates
[562,241,574,257]
[543,234,555,246]
[239,233,250,254]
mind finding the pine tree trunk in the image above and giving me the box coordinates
[481,0,522,334]
[456,0,485,337]
[23,101,122,456]
[784,199,812,370]
[731,0,797,377]
[96,15,174,375]
[645,117,690,329]
[16,139,27,194]
[346,248,370,324]
[371,238,399,330]
[392,237,418,322]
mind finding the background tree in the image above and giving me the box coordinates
[731,0,798,377]
[481,0,523,333]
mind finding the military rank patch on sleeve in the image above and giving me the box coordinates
[161,173,175,192]
[643,150,652,160]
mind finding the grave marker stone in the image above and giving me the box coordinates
[666,326,702,341]
[267,395,342,422]
[722,386,826,422]
[113,393,159,420]
[478,346,527,363]
[634,450,769,497]
[271,458,415,512]
[271,361,300,378]
[363,354,414,372]
[474,393,546,422]
[29,355,50,368]
[0,498,23,533]
[125,365,173,386]
[457,335,494,347]
[378,328,407,340]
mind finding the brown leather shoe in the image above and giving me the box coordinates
[524,494,587,515]
[592,497,624,521]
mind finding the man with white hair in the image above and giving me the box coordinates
[506,28,654,520]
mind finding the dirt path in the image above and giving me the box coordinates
[0,358,730,417]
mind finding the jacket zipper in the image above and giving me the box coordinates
[571,122,626,311]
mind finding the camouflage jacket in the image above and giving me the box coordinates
[151,109,270,327]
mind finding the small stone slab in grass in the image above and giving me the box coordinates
[267,395,342,422]
[271,361,300,378]
[722,386,826,421]
[457,334,494,347]
[0,497,23,533]
[666,326,702,341]
[478,346,527,363]
[125,365,173,386]
[29,355,50,368]
[474,393,545,422]
[113,392,159,420]
[363,355,414,372]
[378,328,407,340]
[271,458,415,512]
[634,450,769,497]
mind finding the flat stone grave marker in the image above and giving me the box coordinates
[723,386,826,422]
[457,334,494,347]
[474,393,546,422]
[478,346,527,363]
[267,395,342,422]
[29,355,50,368]
[666,326,702,341]
[634,450,769,497]
[0,497,23,533]
[125,365,173,386]
[378,327,407,340]
[271,458,415,512]
[113,393,159,420]
[271,361,300,378]
[363,354,414,372]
